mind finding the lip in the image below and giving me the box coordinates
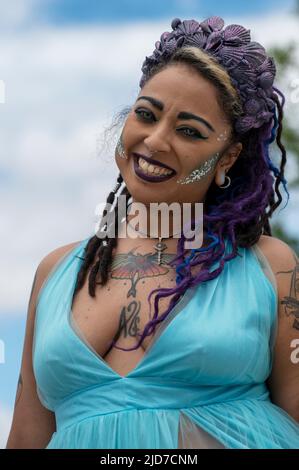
[132,152,176,174]
[132,154,176,183]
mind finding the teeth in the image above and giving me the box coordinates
[138,157,173,176]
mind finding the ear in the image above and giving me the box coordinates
[214,142,242,186]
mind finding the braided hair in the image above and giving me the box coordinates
[72,18,289,354]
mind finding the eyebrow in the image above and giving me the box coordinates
[136,95,215,133]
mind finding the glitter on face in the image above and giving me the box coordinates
[216,130,229,142]
[176,152,220,185]
[116,133,128,159]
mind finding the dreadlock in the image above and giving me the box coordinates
[72,45,289,354]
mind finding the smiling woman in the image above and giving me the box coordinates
[6,16,299,449]
[117,62,243,203]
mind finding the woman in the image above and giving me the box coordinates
[6,16,299,449]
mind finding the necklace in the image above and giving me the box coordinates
[125,216,183,265]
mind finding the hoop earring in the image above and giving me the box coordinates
[218,175,231,189]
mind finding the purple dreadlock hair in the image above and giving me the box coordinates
[73,16,289,353]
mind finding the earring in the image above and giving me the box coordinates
[116,133,128,159]
[218,172,231,189]
[176,152,220,185]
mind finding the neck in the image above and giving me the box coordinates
[118,199,206,248]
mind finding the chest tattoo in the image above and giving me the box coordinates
[109,246,177,298]
[106,247,177,346]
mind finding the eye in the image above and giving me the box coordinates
[178,127,208,140]
[134,108,155,121]
[134,107,207,140]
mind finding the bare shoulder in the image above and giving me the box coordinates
[38,241,81,271]
[255,234,298,285]
[6,239,82,448]
[37,240,82,282]
[255,234,296,256]
[258,237,299,422]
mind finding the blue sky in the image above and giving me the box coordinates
[28,0,297,24]
[0,317,24,406]
[1,0,296,32]
[0,0,298,448]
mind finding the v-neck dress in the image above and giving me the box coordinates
[32,235,299,449]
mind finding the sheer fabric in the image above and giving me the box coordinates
[32,236,299,449]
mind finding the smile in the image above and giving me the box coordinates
[132,153,177,183]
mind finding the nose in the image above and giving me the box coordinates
[143,123,172,155]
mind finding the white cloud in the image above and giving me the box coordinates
[0,0,41,30]
[0,13,299,318]
[0,403,13,449]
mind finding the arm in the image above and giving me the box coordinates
[6,241,80,448]
[258,236,299,423]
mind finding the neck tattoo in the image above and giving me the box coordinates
[125,217,182,266]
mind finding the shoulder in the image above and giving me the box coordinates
[37,240,82,275]
[255,234,296,261]
[4,241,82,447]
[259,236,299,421]
[255,235,298,295]
[26,240,83,328]
[32,240,82,298]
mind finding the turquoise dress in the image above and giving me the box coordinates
[33,235,299,449]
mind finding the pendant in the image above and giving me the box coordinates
[154,237,167,265]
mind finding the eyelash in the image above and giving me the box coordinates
[134,108,208,140]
